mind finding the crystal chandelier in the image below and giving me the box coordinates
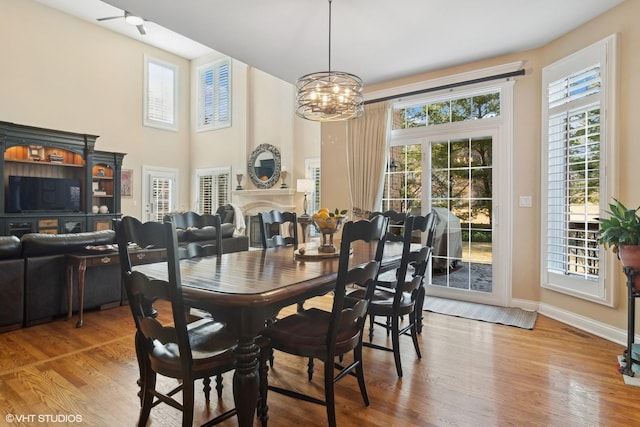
[295,0,364,122]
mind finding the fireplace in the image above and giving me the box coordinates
[248,216,262,248]
[232,188,296,247]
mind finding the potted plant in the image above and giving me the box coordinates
[598,198,640,289]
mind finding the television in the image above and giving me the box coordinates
[7,176,81,213]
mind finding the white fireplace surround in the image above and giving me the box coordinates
[232,188,297,244]
[232,188,296,216]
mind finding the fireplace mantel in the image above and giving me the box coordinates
[232,188,296,215]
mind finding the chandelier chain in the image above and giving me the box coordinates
[328,0,332,73]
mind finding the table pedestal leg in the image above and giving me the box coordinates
[233,336,259,427]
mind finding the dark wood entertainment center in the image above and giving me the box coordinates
[0,121,126,236]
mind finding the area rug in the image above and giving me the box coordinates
[423,296,537,329]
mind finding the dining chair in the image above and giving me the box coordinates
[115,216,268,427]
[261,215,388,427]
[416,213,437,333]
[373,211,437,312]
[259,209,298,249]
[175,238,228,394]
[164,211,224,257]
[259,209,303,337]
[167,213,223,325]
[366,210,409,335]
[349,213,435,377]
[369,210,408,243]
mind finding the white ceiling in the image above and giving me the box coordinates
[37,0,624,86]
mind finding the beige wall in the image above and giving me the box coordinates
[0,0,193,218]
[536,1,640,330]
[1,0,320,219]
[321,0,638,332]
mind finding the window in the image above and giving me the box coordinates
[392,91,500,130]
[195,168,231,214]
[144,55,178,131]
[197,58,231,131]
[541,35,617,304]
[305,158,321,214]
[384,89,501,213]
[304,158,321,236]
[383,144,422,212]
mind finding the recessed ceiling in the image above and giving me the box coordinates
[38,0,624,86]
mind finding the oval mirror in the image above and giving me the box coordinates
[248,143,281,189]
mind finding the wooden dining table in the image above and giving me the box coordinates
[134,240,404,427]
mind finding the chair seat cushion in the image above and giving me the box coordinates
[262,308,361,359]
[347,288,415,316]
[375,267,416,290]
[149,318,237,378]
[375,269,397,289]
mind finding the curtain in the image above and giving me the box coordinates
[346,101,391,220]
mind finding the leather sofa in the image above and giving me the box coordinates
[165,205,249,254]
[0,236,24,332]
[20,230,120,327]
[1,207,248,331]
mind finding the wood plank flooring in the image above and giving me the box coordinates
[0,297,638,426]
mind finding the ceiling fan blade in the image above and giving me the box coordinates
[96,15,123,22]
[137,25,146,35]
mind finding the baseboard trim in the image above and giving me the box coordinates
[511,298,629,346]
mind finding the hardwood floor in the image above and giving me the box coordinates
[0,297,638,426]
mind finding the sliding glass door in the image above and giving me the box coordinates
[385,80,513,306]
[427,132,498,304]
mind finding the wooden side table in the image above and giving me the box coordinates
[66,248,166,327]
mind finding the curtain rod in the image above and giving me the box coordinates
[364,69,526,105]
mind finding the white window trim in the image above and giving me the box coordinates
[387,79,515,307]
[144,55,178,131]
[196,58,232,132]
[540,34,618,306]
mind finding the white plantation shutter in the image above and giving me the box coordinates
[198,174,214,214]
[197,58,231,131]
[546,104,601,280]
[311,165,321,214]
[541,35,616,303]
[144,56,177,130]
[151,176,173,221]
[216,174,229,207]
[196,168,230,214]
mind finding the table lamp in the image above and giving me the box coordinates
[296,179,315,218]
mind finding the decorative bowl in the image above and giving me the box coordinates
[311,215,347,253]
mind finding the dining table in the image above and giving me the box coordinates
[134,240,405,427]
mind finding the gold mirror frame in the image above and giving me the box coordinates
[247,143,281,189]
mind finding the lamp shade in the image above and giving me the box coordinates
[297,179,315,194]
